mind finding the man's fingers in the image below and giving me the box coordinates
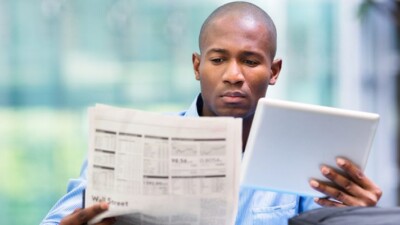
[319,165,365,198]
[336,158,382,197]
[314,197,346,207]
[310,158,383,207]
[77,202,109,223]
[336,158,366,186]
[60,202,109,225]
[309,179,362,206]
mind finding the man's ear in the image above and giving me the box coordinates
[269,58,282,85]
[192,53,201,80]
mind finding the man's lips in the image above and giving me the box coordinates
[221,91,246,103]
[222,91,246,97]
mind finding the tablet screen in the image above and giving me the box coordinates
[240,98,379,197]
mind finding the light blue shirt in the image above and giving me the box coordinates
[41,95,319,225]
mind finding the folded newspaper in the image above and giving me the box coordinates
[85,104,242,225]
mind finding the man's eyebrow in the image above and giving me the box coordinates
[205,48,228,54]
[205,48,266,59]
[241,51,264,58]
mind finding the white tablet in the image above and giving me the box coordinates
[240,98,379,197]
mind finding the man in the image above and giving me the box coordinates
[41,1,382,225]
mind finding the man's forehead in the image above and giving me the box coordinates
[203,17,269,45]
[205,15,269,40]
[211,13,266,30]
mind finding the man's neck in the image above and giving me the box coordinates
[195,94,253,152]
[242,116,253,153]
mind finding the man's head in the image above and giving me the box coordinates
[193,1,282,120]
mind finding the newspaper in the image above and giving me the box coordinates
[85,104,242,225]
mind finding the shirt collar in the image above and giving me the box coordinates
[184,94,203,117]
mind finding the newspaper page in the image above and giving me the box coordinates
[85,104,242,225]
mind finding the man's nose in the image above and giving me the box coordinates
[222,61,244,84]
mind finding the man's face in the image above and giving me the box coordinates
[193,15,281,119]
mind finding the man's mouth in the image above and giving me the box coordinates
[221,91,246,103]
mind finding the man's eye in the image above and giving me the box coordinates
[211,58,224,64]
[243,60,259,66]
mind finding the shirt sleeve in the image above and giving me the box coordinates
[40,159,88,225]
[298,195,321,214]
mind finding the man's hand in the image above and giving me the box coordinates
[60,202,116,225]
[309,157,382,207]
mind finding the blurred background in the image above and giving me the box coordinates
[0,0,398,224]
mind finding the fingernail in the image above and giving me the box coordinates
[321,166,330,175]
[337,158,345,167]
[100,202,109,210]
[310,180,319,188]
[314,197,320,203]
